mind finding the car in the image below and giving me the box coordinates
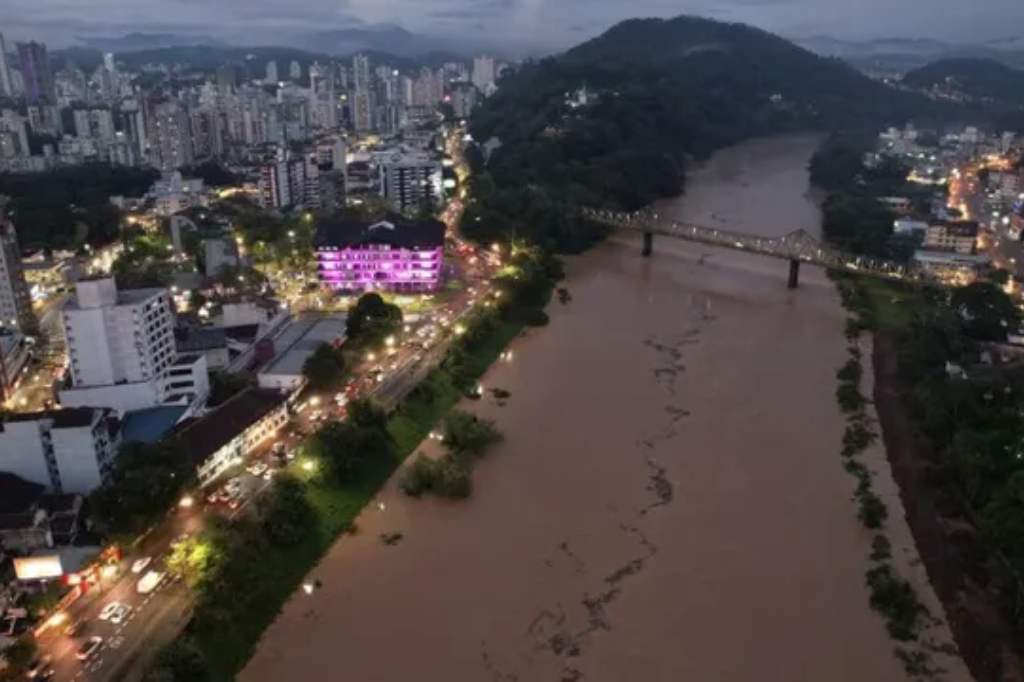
[109,605,130,625]
[263,469,275,481]
[76,636,103,661]
[206,491,220,504]
[228,498,241,511]
[130,557,151,574]
[98,602,120,621]
[64,617,87,637]
[251,463,268,477]
[25,655,53,679]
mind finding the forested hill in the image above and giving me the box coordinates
[462,15,940,252]
[901,58,1024,106]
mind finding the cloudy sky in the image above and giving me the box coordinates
[5,0,1024,50]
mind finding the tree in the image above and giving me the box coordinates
[981,470,1024,565]
[950,281,1021,342]
[259,475,315,546]
[207,371,252,407]
[441,410,503,457]
[89,441,198,537]
[144,639,211,682]
[345,293,402,345]
[0,636,38,680]
[301,343,346,391]
[308,419,393,484]
[347,397,389,433]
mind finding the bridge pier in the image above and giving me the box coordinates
[787,259,800,289]
[642,231,653,257]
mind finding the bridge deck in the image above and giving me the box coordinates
[584,208,942,285]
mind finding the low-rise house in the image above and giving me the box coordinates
[0,474,85,553]
[172,387,289,486]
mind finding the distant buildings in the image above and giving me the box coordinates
[59,277,209,413]
[314,214,445,293]
[0,407,121,493]
[16,41,55,106]
[472,55,495,91]
[0,33,13,98]
[150,171,205,216]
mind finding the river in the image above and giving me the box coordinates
[240,134,971,682]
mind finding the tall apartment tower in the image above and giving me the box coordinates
[352,54,373,133]
[16,41,55,105]
[149,101,195,171]
[471,55,495,91]
[0,33,13,97]
[0,213,37,333]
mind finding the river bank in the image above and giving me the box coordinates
[871,330,1024,682]
[238,135,973,681]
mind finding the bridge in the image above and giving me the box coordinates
[584,207,939,288]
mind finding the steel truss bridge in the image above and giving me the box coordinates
[584,207,943,288]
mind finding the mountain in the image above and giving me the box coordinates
[76,33,226,52]
[796,35,1024,73]
[461,15,945,251]
[902,58,1024,106]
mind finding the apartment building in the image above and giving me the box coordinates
[924,220,978,255]
[60,277,209,412]
[0,407,120,493]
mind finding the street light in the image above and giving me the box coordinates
[302,459,316,472]
[179,495,194,509]
[385,335,395,347]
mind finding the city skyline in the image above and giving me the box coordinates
[4,0,1024,52]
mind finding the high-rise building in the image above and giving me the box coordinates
[103,52,116,72]
[0,33,13,97]
[0,213,36,333]
[265,60,279,84]
[472,55,495,91]
[72,108,116,142]
[352,54,373,132]
[60,278,209,413]
[148,101,194,171]
[259,149,307,210]
[290,61,302,80]
[16,41,55,106]
[378,150,442,214]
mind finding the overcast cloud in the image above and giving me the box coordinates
[4,0,1024,50]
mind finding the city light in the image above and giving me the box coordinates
[302,582,315,595]
[366,352,376,361]
[101,565,117,579]
[302,459,316,472]
[454,324,465,335]
[179,495,194,509]
[385,336,395,346]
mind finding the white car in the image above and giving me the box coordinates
[98,602,120,621]
[130,557,151,574]
[76,637,103,661]
[109,605,130,625]
[251,463,268,477]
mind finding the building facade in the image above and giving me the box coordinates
[0,407,120,493]
[17,41,55,106]
[378,150,442,214]
[0,213,37,332]
[315,215,445,293]
[60,278,209,412]
[924,220,978,254]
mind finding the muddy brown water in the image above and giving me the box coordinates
[240,134,972,682]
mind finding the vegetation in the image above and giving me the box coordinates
[89,441,197,537]
[180,161,240,188]
[902,58,1024,107]
[344,293,403,347]
[207,371,252,408]
[143,640,212,682]
[399,409,503,500]
[0,164,157,252]
[0,636,38,681]
[462,15,940,251]
[301,342,347,391]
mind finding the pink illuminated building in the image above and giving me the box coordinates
[315,215,446,293]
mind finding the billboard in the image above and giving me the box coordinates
[13,556,65,581]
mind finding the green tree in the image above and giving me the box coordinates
[345,293,402,345]
[950,281,1021,342]
[144,639,212,682]
[89,441,198,537]
[308,419,393,484]
[441,410,503,458]
[301,343,346,391]
[981,470,1024,565]
[259,475,315,546]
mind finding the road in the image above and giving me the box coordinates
[951,165,1024,284]
[31,131,496,682]
[7,292,68,411]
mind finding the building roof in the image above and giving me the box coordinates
[261,316,347,378]
[0,473,45,515]
[172,387,287,467]
[315,213,445,251]
[175,326,228,352]
[121,405,188,443]
[932,220,979,238]
[1,407,107,430]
